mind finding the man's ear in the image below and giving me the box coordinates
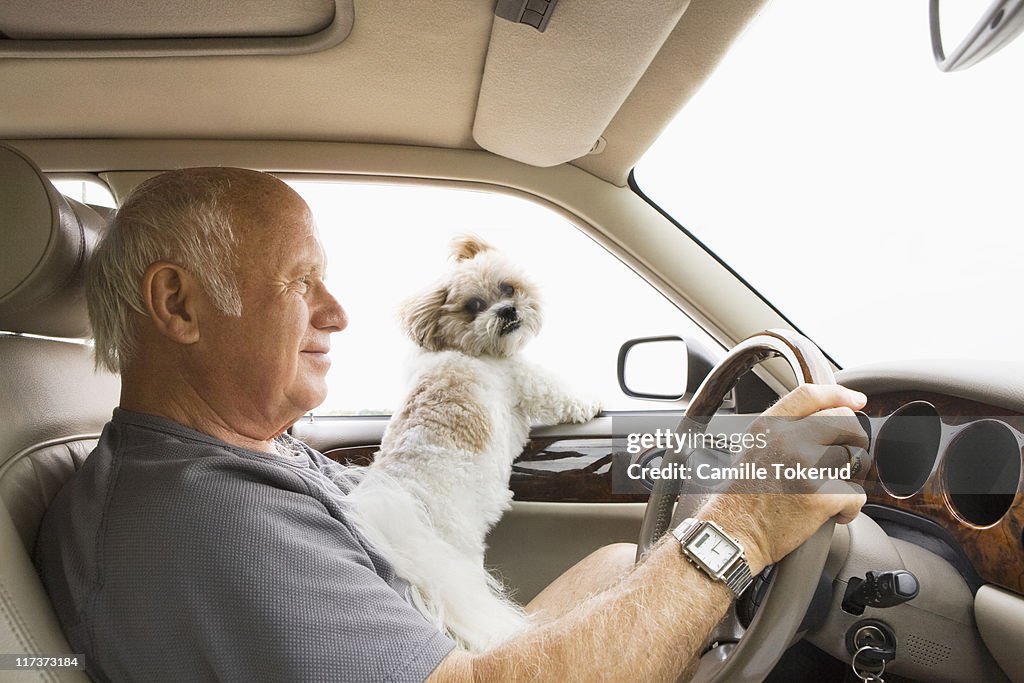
[141,261,202,344]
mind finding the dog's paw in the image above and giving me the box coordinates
[565,397,602,423]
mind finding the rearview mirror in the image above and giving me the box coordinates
[930,0,1024,71]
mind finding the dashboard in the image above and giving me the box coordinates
[862,391,1024,595]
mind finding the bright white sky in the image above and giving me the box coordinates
[635,0,1024,368]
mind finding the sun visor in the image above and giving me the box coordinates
[474,0,691,167]
[0,0,352,58]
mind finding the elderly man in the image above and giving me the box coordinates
[35,168,866,682]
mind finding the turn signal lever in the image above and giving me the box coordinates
[841,569,919,615]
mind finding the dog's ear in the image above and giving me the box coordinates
[450,234,493,262]
[400,286,448,351]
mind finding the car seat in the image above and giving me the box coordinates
[0,143,119,682]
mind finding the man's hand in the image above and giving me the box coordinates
[703,383,869,572]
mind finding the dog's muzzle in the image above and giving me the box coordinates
[497,306,520,335]
[499,319,521,335]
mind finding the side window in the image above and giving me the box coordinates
[290,180,718,416]
[50,177,117,208]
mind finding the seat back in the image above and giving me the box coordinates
[0,144,120,681]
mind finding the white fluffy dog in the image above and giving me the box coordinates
[344,235,601,653]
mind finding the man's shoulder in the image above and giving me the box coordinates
[51,414,350,548]
[55,418,374,578]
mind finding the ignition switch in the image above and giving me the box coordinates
[841,569,919,615]
[845,619,897,665]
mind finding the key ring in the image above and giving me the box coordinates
[851,644,887,682]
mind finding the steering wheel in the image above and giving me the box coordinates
[636,329,840,682]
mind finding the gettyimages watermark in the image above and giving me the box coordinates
[608,413,1022,500]
[626,428,769,457]
[609,414,862,494]
[621,425,857,484]
[624,457,855,485]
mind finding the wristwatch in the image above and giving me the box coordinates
[672,517,755,598]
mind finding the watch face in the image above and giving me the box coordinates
[686,526,740,574]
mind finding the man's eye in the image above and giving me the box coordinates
[464,297,487,314]
[499,283,515,297]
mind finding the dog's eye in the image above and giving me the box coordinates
[464,297,487,315]
[499,282,515,297]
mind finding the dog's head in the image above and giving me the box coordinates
[400,235,542,357]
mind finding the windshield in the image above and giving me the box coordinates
[634,0,1024,368]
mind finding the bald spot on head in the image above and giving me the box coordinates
[216,173,318,289]
[201,167,309,239]
[183,165,300,222]
[127,166,292,220]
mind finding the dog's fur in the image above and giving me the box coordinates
[343,235,601,652]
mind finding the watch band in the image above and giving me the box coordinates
[672,517,755,598]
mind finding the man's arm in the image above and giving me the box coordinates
[429,383,867,683]
[432,501,763,682]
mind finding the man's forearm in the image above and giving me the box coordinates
[432,503,767,683]
[480,539,732,681]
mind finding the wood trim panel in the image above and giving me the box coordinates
[322,445,376,467]
[510,437,647,503]
[864,391,1024,594]
[323,437,646,503]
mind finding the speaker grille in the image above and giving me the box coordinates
[906,634,952,666]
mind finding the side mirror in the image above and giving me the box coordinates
[616,336,717,401]
[930,0,1024,72]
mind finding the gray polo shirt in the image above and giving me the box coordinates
[35,409,455,682]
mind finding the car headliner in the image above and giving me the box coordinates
[0,0,768,185]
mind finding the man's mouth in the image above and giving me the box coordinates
[499,320,521,336]
[301,348,331,363]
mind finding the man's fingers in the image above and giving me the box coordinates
[820,443,854,468]
[834,490,867,524]
[815,407,856,418]
[819,481,867,524]
[766,383,867,419]
[814,410,870,449]
[756,409,869,464]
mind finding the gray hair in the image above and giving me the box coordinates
[87,169,246,373]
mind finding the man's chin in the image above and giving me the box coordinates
[289,380,329,419]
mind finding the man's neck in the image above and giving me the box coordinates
[120,371,279,454]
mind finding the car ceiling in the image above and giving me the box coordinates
[0,0,767,185]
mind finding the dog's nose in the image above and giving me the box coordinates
[497,305,517,321]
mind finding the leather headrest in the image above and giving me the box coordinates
[0,144,109,338]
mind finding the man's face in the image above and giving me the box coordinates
[189,183,347,438]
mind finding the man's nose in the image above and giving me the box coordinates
[313,285,348,333]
